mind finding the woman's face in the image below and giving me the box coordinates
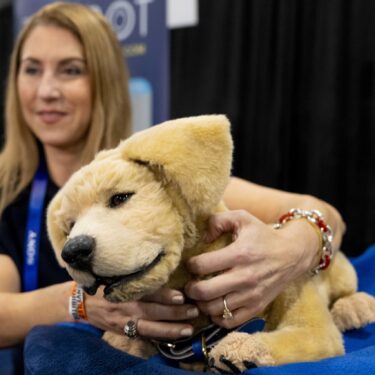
[17,25,92,153]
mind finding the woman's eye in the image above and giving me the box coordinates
[109,193,134,208]
[62,66,83,76]
[22,66,40,75]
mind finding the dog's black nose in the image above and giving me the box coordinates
[62,235,95,270]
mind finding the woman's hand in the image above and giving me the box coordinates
[85,287,199,340]
[184,210,320,328]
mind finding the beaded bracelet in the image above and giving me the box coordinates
[69,282,87,321]
[273,208,334,275]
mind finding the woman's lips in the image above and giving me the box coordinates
[37,111,67,124]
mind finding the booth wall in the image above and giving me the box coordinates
[1,0,374,256]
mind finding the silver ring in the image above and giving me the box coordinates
[222,297,233,319]
[123,319,138,338]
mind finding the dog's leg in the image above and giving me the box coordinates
[321,252,375,331]
[208,279,344,373]
[103,331,157,359]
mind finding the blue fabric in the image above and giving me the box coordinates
[0,346,23,375]
[24,245,375,375]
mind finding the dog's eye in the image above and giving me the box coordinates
[63,221,75,237]
[109,193,134,208]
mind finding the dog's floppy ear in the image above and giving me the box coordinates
[119,115,233,215]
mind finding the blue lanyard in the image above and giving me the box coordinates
[23,162,48,292]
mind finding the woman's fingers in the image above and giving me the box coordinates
[185,266,259,301]
[141,288,185,305]
[204,210,254,242]
[193,287,264,317]
[135,319,193,340]
[186,243,242,277]
[101,300,198,339]
[187,212,263,277]
[122,300,199,321]
[211,306,264,329]
[120,297,199,339]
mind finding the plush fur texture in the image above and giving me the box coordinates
[47,115,375,372]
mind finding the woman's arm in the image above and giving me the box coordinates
[0,255,198,347]
[0,255,70,346]
[224,176,346,253]
[185,176,346,328]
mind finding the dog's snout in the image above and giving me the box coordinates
[62,235,95,270]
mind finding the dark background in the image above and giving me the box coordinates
[1,1,374,256]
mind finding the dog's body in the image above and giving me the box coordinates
[47,115,375,372]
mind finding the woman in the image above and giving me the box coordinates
[0,1,197,362]
[0,1,345,371]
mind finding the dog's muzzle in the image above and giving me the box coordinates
[62,234,95,270]
[81,250,166,298]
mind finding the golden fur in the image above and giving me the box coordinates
[47,115,375,372]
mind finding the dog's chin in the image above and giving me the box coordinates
[82,251,165,301]
[103,286,146,303]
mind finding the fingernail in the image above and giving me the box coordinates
[180,328,193,337]
[187,307,199,318]
[172,295,184,304]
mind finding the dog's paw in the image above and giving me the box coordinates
[207,355,258,374]
[332,292,375,331]
[208,332,274,373]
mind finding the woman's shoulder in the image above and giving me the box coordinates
[3,183,32,215]
[3,176,58,217]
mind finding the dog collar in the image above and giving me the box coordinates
[154,317,265,363]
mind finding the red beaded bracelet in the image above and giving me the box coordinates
[273,208,334,275]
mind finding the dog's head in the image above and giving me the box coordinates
[47,115,233,302]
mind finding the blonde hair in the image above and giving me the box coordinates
[0,2,132,214]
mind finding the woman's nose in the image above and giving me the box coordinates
[37,73,62,100]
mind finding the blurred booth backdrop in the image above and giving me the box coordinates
[0,0,374,256]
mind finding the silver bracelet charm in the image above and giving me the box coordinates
[273,208,334,275]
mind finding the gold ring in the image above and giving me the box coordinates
[222,297,233,319]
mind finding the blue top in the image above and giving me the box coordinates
[0,177,70,288]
